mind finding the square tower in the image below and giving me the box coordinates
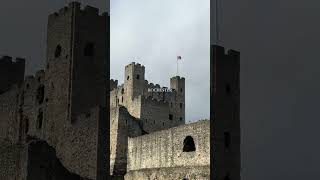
[170,76,185,125]
[212,45,241,180]
[124,62,146,101]
[45,2,109,124]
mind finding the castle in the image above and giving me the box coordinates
[0,2,240,180]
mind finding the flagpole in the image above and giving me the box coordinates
[177,58,179,76]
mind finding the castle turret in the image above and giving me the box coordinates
[124,62,146,101]
[170,76,185,125]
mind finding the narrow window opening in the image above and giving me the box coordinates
[136,74,140,79]
[169,114,173,120]
[180,103,183,109]
[37,110,43,129]
[183,136,196,152]
[122,97,124,103]
[25,118,29,134]
[163,122,165,126]
[127,76,130,80]
[224,132,231,149]
[36,85,45,104]
[84,42,95,57]
[226,84,231,95]
[121,88,124,94]
[55,45,62,58]
[180,117,183,121]
[180,88,183,92]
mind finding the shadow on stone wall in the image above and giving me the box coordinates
[27,140,92,180]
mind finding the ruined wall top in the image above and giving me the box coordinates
[212,45,240,58]
[49,1,108,19]
[0,55,25,65]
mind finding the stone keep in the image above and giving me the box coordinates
[0,2,109,180]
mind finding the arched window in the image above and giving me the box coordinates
[55,45,62,58]
[121,88,124,94]
[183,136,196,152]
[84,42,95,57]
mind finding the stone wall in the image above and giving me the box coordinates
[124,166,210,180]
[0,140,27,180]
[0,85,22,143]
[22,70,46,140]
[26,140,91,180]
[110,105,143,177]
[127,120,210,171]
[56,106,104,180]
[139,96,170,132]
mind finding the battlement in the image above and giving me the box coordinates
[0,55,25,64]
[49,1,107,19]
[170,76,185,81]
[212,45,240,58]
[110,79,118,85]
[110,79,118,91]
[142,95,169,105]
[125,62,145,70]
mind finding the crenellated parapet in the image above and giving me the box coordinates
[49,2,108,20]
[142,95,169,105]
[212,45,240,61]
[110,79,118,91]
[0,55,25,94]
[0,55,25,65]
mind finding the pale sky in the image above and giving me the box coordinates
[110,0,210,122]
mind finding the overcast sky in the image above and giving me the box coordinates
[214,0,320,179]
[110,0,210,122]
